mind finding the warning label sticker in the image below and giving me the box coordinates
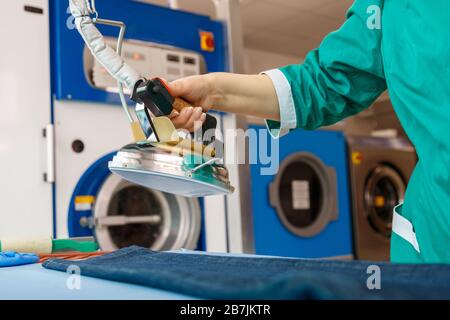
[292,180,310,210]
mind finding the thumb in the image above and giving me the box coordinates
[157,77,179,95]
[168,78,186,97]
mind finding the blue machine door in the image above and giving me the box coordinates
[69,153,202,251]
[268,152,339,238]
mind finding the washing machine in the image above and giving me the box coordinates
[50,0,229,251]
[243,125,354,259]
[346,135,417,261]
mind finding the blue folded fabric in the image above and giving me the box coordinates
[42,246,450,300]
[0,252,40,268]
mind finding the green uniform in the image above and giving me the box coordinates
[265,0,450,263]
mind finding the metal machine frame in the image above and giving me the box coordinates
[215,0,255,254]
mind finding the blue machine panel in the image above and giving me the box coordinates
[249,126,353,258]
[50,0,226,104]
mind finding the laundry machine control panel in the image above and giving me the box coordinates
[50,0,225,104]
[87,38,204,92]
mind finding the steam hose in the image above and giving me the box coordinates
[68,0,142,123]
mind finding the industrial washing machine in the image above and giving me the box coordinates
[241,125,354,259]
[49,0,229,251]
[346,135,417,261]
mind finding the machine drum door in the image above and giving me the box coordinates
[94,174,201,251]
[269,152,338,237]
[364,165,405,238]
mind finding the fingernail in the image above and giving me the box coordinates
[201,113,206,121]
[186,107,194,116]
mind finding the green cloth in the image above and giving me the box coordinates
[268,0,450,263]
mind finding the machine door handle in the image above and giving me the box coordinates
[43,124,55,183]
[96,215,162,228]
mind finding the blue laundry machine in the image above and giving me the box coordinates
[49,0,228,251]
[248,125,354,259]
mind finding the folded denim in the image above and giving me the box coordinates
[43,246,450,300]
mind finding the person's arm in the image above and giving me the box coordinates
[169,0,387,137]
[173,73,280,120]
[168,73,280,129]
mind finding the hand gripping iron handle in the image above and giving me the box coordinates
[132,78,217,144]
[173,97,218,143]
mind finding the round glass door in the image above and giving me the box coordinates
[364,165,405,238]
[270,153,338,237]
[94,174,201,251]
[107,185,165,248]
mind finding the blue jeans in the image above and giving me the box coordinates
[43,246,450,300]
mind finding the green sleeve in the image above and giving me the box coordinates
[268,0,386,132]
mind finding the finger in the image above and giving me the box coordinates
[171,107,193,128]
[185,107,204,131]
[168,110,180,119]
[171,107,193,129]
[192,113,207,132]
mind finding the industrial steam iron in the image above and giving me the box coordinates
[69,0,234,197]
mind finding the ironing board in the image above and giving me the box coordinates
[0,250,276,300]
[0,263,197,300]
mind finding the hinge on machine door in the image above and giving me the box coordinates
[43,124,55,183]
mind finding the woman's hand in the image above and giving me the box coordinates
[167,74,215,131]
[166,72,281,131]
[168,105,206,132]
[169,74,218,112]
